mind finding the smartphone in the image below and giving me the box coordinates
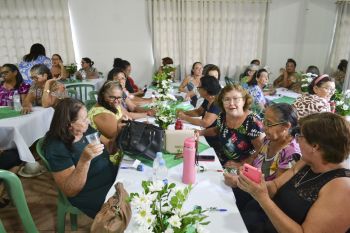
[198,155,215,162]
[242,163,262,183]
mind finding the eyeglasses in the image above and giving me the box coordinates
[0,71,10,77]
[320,86,336,94]
[109,96,122,102]
[223,97,243,104]
[263,120,287,128]
[30,75,40,80]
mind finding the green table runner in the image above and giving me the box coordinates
[272,96,296,105]
[0,107,21,119]
[126,141,210,168]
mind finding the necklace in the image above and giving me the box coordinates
[294,168,324,188]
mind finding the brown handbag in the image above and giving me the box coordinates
[91,182,132,233]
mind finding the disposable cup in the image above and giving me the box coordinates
[86,132,100,145]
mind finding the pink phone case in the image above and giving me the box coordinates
[243,163,262,183]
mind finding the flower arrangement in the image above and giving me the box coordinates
[332,89,350,116]
[129,180,210,233]
[151,67,178,129]
[300,73,317,93]
[65,63,78,76]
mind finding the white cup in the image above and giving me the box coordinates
[86,132,100,145]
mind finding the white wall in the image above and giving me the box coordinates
[68,0,336,84]
[265,0,336,80]
[68,0,154,86]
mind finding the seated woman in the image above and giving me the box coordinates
[246,68,273,115]
[224,103,301,210]
[202,64,220,80]
[178,62,203,107]
[50,54,68,79]
[0,64,30,106]
[88,81,125,140]
[332,59,348,91]
[198,84,265,168]
[236,112,350,233]
[108,68,152,109]
[293,74,335,119]
[43,98,118,218]
[18,43,52,84]
[177,75,221,148]
[21,64,54,114]
[75,57,99,80]
[240,64,259,88]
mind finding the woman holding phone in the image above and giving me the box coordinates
[237,112,350,233]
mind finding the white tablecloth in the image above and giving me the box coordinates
[105,137,248,232]
[0,107,54,162]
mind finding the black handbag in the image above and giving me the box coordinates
[117,121,164,160]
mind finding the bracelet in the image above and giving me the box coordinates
[44,89,50,94]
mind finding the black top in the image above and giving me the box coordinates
[265,165,350,232]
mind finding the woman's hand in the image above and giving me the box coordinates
[223,172,239,188]
[21,105,32,114]
[237,172,269,203]
[81,143,104,161]
[177,110,186,119]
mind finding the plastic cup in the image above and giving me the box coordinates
[85,132,100,145]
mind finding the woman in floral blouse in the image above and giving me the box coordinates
[198,84,265,168]
[0,64,30,106]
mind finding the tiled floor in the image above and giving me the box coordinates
[0,168,93,233]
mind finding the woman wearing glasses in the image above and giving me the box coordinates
[88,81,125,141]
[21,64,54,114]
[198,84,265,167]
[0,64,30,106]
[236,112,350,233]
[224,103,301,210]
[293,74,335,119]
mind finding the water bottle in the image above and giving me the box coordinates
[13,91,21,111]
[182,137,196,184]
[152,152,168,184]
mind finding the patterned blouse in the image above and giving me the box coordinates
[88,106,123,131]
[247,85,267,114]
[18,55,52,84]
[217,112,264,162]
[292,94,330,119]
[252,138,301,181]
[28,84,44,106]
[0,82,31,106]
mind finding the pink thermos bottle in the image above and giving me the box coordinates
[182,137,196,184]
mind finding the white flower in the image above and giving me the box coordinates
[343,104,349,111]
[336,100,344,106]
[301,84,308,87]
[149,180,164,192]
[196,223,209,233]
[166,93,177,101]
[131,193,153,209]
[134,226,153,233]
[165,227,174,233]
[345,90,350,99]
[168,215,182,228]
[307,77,313,83]
[135,208,155,227]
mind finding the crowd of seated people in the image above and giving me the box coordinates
[2,43,350,233]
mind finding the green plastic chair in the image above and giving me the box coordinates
[65,83,95,103]
[0,170,39,233]
[88,90,98,101]
[36,138,82,233]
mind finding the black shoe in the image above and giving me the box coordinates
[0,198,10,208]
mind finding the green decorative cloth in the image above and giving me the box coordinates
[272,96,296,105]
[126,141,210,168]
[0,107,21,119]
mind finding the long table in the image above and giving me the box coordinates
[0,107,54,162]
[105,136,248,232]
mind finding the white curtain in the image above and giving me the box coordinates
[148,0,268,80]
[325,1,350,77]
[0,0,75,65]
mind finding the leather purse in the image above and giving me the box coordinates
[91,182,132,233]
[117,120,164,160]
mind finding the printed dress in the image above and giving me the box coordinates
[252,138,301,181]
[217,112,264,162]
